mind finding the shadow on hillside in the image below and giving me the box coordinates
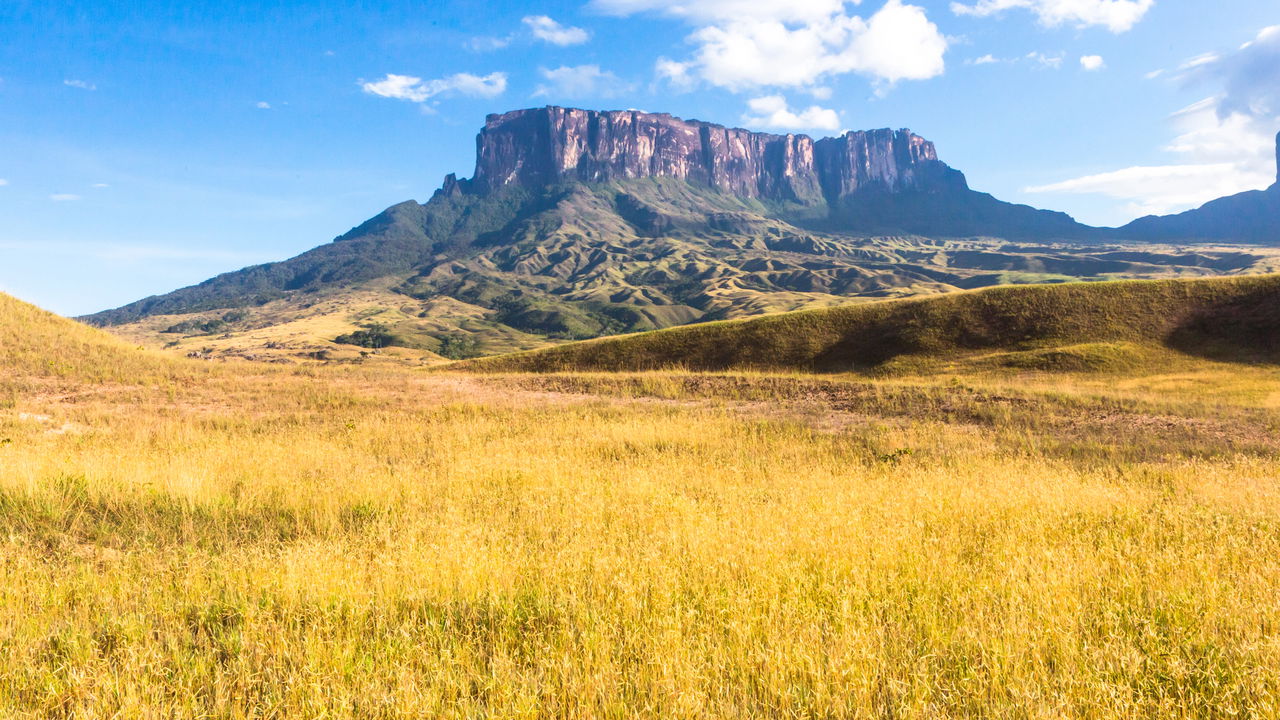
[1165,283,1280,363]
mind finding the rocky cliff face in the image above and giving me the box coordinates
[470,106,961,203]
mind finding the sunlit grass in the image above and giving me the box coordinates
[3,288,1280,717]
[2,358,1279,718]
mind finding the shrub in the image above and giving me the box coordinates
[334,323,400,349]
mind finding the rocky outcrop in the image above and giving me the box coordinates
[470,106,960,203]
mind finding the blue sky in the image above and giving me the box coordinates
[1,0,1277,315]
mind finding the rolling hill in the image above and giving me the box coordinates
[460,275,1280,374]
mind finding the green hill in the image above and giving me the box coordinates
[460,275,1280,374]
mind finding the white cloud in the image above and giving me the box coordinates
[604,0,947,93]
[92,183,110,188]
[950,0,1153,33]
[360,72,508,103]
[255,101,271,109]
[50,194,81,202]
[1026,51,1063,68]
[655,58,696,90]
[968,52,1068,68]
[808,86,834,99]
[741,95,841,131]
[0,179,8,186]
[1178,53,1220,71]
[1025,163,1270,218]
[534,65,630,98]
[1026,25,1280,220]
[1080,54,1105,71]
[522,15,590,46]
[63,79,96,91]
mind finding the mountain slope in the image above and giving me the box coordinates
[461,275,1280,374]
[1119,131,1280,243]
[80,108,1280,362]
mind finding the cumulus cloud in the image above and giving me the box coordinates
[63,79,96,90]
[255,101,271,109]
[1079,54,1105,71]
[741,95,841,131]
[1026,25,1280,219]
[970,54,1000,65]
[950,0,1153,33]
[0,179,8,186]
[601,0,947,93]
[533,65,630,98]
[522,15,590,46]
[360,72,508,102]
[50,194,81,202]
[654,57,696,90]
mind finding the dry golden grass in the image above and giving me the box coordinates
[3,351,1280,718]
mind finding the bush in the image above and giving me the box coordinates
[436,334,481,360]
[334,323,400,349]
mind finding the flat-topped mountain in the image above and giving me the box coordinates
[452,107,1087,238]
[469,107,948,202]
[81,107,1280,362]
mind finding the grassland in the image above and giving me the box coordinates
[4,289,1280,717]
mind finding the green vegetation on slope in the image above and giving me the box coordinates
[463,274,1280,373]
[83,176,1280,361]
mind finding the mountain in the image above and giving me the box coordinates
[82,107,1280,362]
[462,274,1280,374]
[1118,132,1280,243]
[467,107,1091,237]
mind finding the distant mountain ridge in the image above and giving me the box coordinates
[81,107,1280,361]
[1117,131,1280,243]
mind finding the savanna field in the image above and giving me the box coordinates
[3,285,1280,718]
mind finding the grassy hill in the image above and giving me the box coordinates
[0,292,183,386]
[462,275,1280,373]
